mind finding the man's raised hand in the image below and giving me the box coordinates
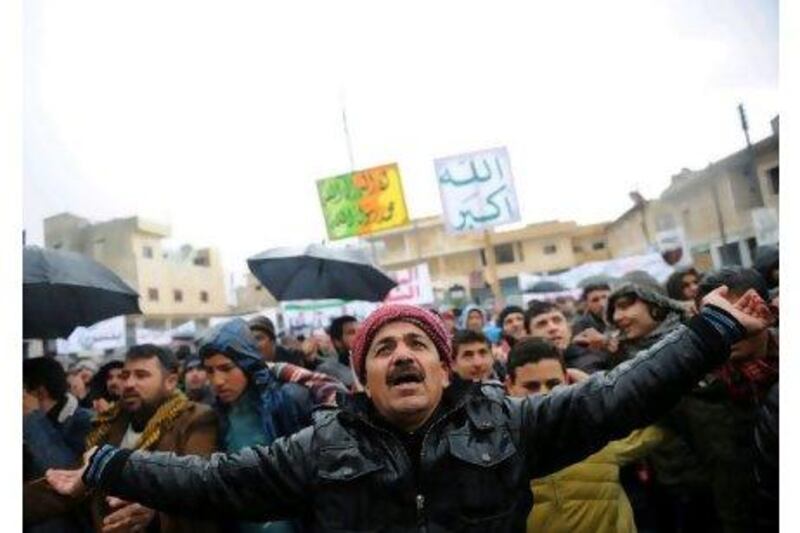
[701,286,772,335]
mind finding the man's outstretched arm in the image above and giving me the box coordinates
[47,425,315,523]
[517,287,770,478]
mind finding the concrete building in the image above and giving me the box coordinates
[364,216,610,302]
[607,119,779,270]
[44,213,228,336]
[233,272,278,314]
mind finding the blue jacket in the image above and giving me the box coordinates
[23,393,92,476]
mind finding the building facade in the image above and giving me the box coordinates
[364,217,611,303]
[44,213,229,337]
[606,122,779,270]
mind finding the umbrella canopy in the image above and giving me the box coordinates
[24,246,141,339]
[577,274,617,289]
[529,280,566,293]
[247,244,397,302]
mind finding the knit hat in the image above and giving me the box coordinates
[351,304,453,381]
[496,305,525,328]
[248,315,276,341]
[606,282,687,324]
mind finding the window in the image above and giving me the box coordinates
[255,285,263,291]
[148,288,159,301]
[592,241,606,250]
[768,166,779,194]
[193,256,210,267]
[543,244,557,255]
[494,243,515,264]
[746,237,758,265]
[143,245,153,259]
[200,291,209,303]
[573,245,584,253]
[173,289,183,303]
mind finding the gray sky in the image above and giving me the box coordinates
[23,0,778,281]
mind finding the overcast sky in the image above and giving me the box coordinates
[23,0,779,282]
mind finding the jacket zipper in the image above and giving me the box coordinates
[414,396,471,531]
[346,392,472,531]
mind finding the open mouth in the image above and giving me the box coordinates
[387,368,425,387]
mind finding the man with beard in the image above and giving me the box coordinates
[87,360,125,414]
[45,290,770,531]
[525,300,611,373]
[25,344,220,533]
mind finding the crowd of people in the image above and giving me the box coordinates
[23,246,780,532]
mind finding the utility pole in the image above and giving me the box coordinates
[482,229,502,305]
[738,103,761,202]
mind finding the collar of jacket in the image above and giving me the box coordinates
[336,375,478,427]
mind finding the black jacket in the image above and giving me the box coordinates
[87,310,743,532]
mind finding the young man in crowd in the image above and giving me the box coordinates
[182,354,215,405]
[607,281,722,531]
[685,267,779,532]
[572,282,611,335]
[24,357,94,476]
[665,266,701,302]
[46,289,770,531]
[316,315,358,388]
[450,329,495,382]
[25,344,221,533]
[525,300,611,373]
[505,337,664,532]
[458,304,486,333]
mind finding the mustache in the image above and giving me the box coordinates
[386,361,425,386]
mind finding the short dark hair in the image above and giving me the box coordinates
[524,301,562,333]
[125,344,179,374]
[497,305,525,328]
[328,315,357,341]
[452,329,491,358]
[507,338,565,381]
[697,267,770,303]
[581,283,611,301]
[665,267,699,300]
[23,357,69,400]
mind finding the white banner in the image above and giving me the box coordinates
[134,327,173,346]
[435,146,521,233]
[385,263,435,305]
[281,300,379,337]
[57,316,127,354]
[518,252,675,293]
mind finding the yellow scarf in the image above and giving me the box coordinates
[86,391,191,451]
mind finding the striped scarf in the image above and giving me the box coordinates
[86,391,192,451]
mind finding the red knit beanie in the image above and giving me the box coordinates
[351,304,453,381]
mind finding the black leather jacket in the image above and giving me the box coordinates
[90,315,739,532]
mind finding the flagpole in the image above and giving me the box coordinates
[340,91,356,172]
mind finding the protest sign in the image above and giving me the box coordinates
[317,163,409,240]
[435,146,521,233]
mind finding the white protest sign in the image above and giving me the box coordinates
[435,146,521,233]
[385,263,435,305]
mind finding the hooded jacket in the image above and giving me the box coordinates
[198,318,313,445]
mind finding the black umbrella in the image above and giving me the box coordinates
[529,280,566,293]
[24,246,141,339]
[247,244,397,302]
